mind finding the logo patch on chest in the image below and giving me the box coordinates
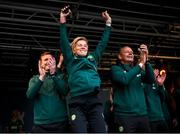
[87,55,95,61]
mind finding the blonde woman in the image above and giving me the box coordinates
[59,6,112,133]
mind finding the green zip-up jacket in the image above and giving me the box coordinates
[26,70,68,125]
[144,83,166,122]
[111,62,154,116]
[60,24,111,97]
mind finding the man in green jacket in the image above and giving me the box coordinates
[26,52,69,133]
[144,68,168,132]
[59,6,111,133]
[111,44,154,132]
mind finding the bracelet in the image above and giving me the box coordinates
[106,21,111,26]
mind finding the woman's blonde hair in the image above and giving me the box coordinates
[71,36,88,54]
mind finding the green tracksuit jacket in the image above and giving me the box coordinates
[60,23,111,97]
[111,62,154,116]
[144,83,166,122]
[26,70,68,125]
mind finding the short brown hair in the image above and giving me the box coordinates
[40,51,53,60]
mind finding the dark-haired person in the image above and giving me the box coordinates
[144,68,169,132]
